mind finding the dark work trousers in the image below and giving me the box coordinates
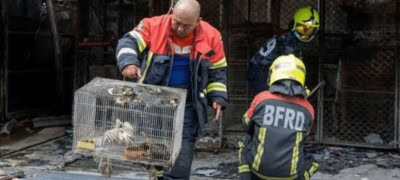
[239,152,319,180]
[247,62,269,99]
[157,103,198,180]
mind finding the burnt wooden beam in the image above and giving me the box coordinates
[148,0,154,17]
[0,127,66,158]
[396,0,400,150]
[317,0,326,145]
[74,0,88,91]
[32,115,71,128]
[8,31,74,37]
[0,0,3,122]
[78,0,89,38]
[118,0,123,37]
[271,0,281,34]
[46,0,65,106]
[1,0,8,122]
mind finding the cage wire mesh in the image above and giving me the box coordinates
[322,49,396,148]
[249,0,272,24]
[73,78,186,171]
[119,1,136,35]
[105,3,118,39]
[227,0,274,25]
[320,0,397,148]
[302,55,320,142]
[88,1,105,40]
[325,0,347,35]
[199,0,221,29]
[228,0,248,25]
[86,0,136,40]
[75,0,108,87]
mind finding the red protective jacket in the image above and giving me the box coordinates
[116,14,228,132]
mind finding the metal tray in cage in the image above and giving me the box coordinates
[72,77,187,168]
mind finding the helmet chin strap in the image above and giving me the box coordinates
[266,71,272,89]
[294,31,315,43]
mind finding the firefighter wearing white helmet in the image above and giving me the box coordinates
[239,54,319,180]
[248,6,320,99]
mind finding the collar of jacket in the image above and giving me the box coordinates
[269,80,307,97]
[163,15,213,57]
[192,22,212,56]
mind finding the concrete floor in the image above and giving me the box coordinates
[313,164,400,180]
[192,150,400,180]
[1,129,400,180]
[3,161,400,180]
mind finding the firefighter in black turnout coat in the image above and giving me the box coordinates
[248,6,320,99]
[239,54,319,180]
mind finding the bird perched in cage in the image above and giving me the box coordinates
[160,98,179,107]
[109,86,135,96]
[108,86,138,105]
[102,119,136,146]
[137,86,163,95]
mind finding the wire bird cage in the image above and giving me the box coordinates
[72,77,186,174]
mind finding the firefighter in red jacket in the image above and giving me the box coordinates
[239,54,319,180]
[116,0,228,179]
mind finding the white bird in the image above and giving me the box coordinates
[118,121,135,145]
[102,119,136,146]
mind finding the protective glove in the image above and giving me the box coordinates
[305,86,311,97]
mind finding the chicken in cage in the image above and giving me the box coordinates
[72,77,186,178]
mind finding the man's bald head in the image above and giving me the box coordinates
[174,0,201,18]
[171,0,201,38]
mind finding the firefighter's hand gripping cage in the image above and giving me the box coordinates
[72,77,186,172]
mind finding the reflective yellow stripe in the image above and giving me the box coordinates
[252,127,266,171]
[238,164,250,173]
[200,89,207,98]
[304,171,310,180]
[304,161,319,180]
[243,113,250,125]
[207,82,227,93]
[238,141,244,163]
[129,31,147,52]
[290,132,303,175]
[156,170,163,177]
[139,52,153,84]
[210,57,227,69]
[308,162,320,176]
[252,170,297,180]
